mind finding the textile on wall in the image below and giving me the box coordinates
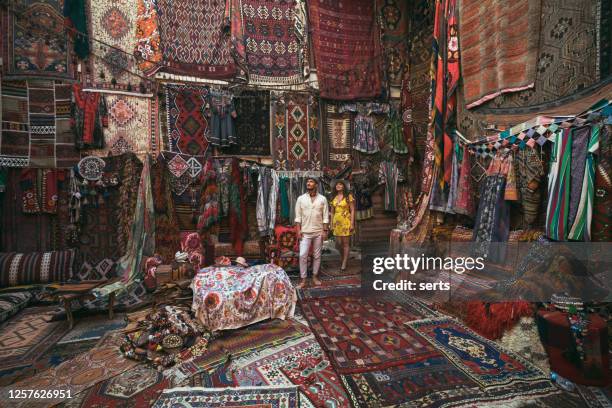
[0,81,30,167]
[89,94,160,158]
[592,125,610,242]
[165,84,210,156]
[377,0,410,89]
[1,0,73,79]
[151,159,180,263]
[155,0,236,78]
[134,0,162,75]
[240,0,306,86]
[87,0,149,95]
[324,104,352,167]
[225,91,271,156]
[272,93,321,170]
[307,0,383,100]
[460,0,542,109]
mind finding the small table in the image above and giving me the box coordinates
[50,279,119,330]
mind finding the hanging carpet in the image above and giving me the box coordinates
[377,0,410,88]
[165,84,210,156]
[324,103,352,167]
[223,90,271,156]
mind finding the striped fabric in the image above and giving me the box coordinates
[546,129,572,240]
[568,126,600,241]
[0,250,75,287]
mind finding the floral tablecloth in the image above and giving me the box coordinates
[191,264,296,332]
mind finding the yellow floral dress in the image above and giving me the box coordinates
[331,194,354,237]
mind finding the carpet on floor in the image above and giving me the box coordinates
[576,384,612,408]
[0,307,69,371]
[232,335,351,408]
[408,317,551,388]
[57,314,126,344]
[152,385,299,408]
[300,295,437,374]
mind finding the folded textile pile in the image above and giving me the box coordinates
[120,305,211,369]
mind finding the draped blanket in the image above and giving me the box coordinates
[460,0,542,109]
[307,0,382,100]
[191,264,296,332]
[156,0,236,78]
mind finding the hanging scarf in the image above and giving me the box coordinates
[72,84,107,149]
[516,147,544,226]
[387,109,408,154]
[228,159,248,255]
[197,159,219,240]
[546,129,572,241]
[453,148,475,216]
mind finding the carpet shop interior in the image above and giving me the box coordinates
[0,0,610,406]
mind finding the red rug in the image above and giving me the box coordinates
[300,296,437,374]
[308,0,382,100]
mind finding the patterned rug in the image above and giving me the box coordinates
[377,0,410,88]
[296,277,361,300]
[56,314,126,344]
[324,103,352,167]
[224,90,271,156]
[240,0,305,86]
[408,317,551,388]
[62,364,170,408]
[232,335,351,408]
[577,384,612,408]
[89,95,160,158]
[308,0,382,100]
[300,296,437,374]
[1,0,73,79]
[272,93,321,170]
[156,0,236,78]
[152,386,299,408]
[0,307,69,371]
[460,0,542,108]
[87,0,148,94]
[165,84,210,156]
[0,331,138,407]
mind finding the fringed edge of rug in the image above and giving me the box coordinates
[466,82,535,110]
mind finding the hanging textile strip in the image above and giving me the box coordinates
[240,0,306,86]
[28,80,57,168]
[307,0,383,100]
[224,91,271,156]
[72,83,107,150]
[460,0,541,108]
[156,0,236,79]
[0,80,30,167]
[1,0,74,80]
[134,0,163,76]
[325,104,352,166]
[165,84,210,156]
[86,0,151,95]
[55,83,80,168]
[546,129,572,241]
[377,0,410,88]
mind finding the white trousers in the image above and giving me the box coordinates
[299,234,322,279]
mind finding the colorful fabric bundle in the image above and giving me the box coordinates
[307,0,382,100]
[516,147,544,226]
[0,250,76,287]
[459,0,541,108]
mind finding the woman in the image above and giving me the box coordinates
[330,180,355,272]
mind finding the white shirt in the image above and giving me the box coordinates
[294,193,329,235]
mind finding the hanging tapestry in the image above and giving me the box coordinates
[87,0,149,94]
[55,83,80,168]
[165,84,210,156]
[377,0,410,88]
[89,95,160,158]
[28,80,57,167]
[271,93,321,170]
[1,0,73,79]
[134,0,162,75]
[224,91,271,156]
[0,81,30,167]
[240,0,306,86]
[151,160,180,263]
[460,0,542,109]
[156,0,236,78]
[324,103,352,166]
[307,0,383,100]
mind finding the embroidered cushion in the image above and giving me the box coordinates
[0,250,76,287]
[0,291,33,323]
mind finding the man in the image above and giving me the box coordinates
[294,177,329,288]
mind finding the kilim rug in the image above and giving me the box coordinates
[232,335,351,408]
[165,319,310,386]
[377,0,410,88]
[156,0,236,78]
[577,384,612,408]
[89,94,160,158]
[240,0,306,86]
[308,0,382,100]
[87,0,149,95]
[224,90,271,156]
[65,364,170,408]
[324,103,352,167]
[152,386,299,408]
[408,317,551,388]
[1,0,73,79]
[299,295,437,374]
[165,84,210,156]
[28,80,57,167]
[0,80,30,167]
[272,93,321,170]
[0,331,138,407]
[54,82,80,167]
[460,0,542,109]
[0,307,69,371]
[56,314,126,344]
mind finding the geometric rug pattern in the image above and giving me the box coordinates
[152,386,299,408]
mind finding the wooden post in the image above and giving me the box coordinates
[108,292,115,319]
[63,297,74,330]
